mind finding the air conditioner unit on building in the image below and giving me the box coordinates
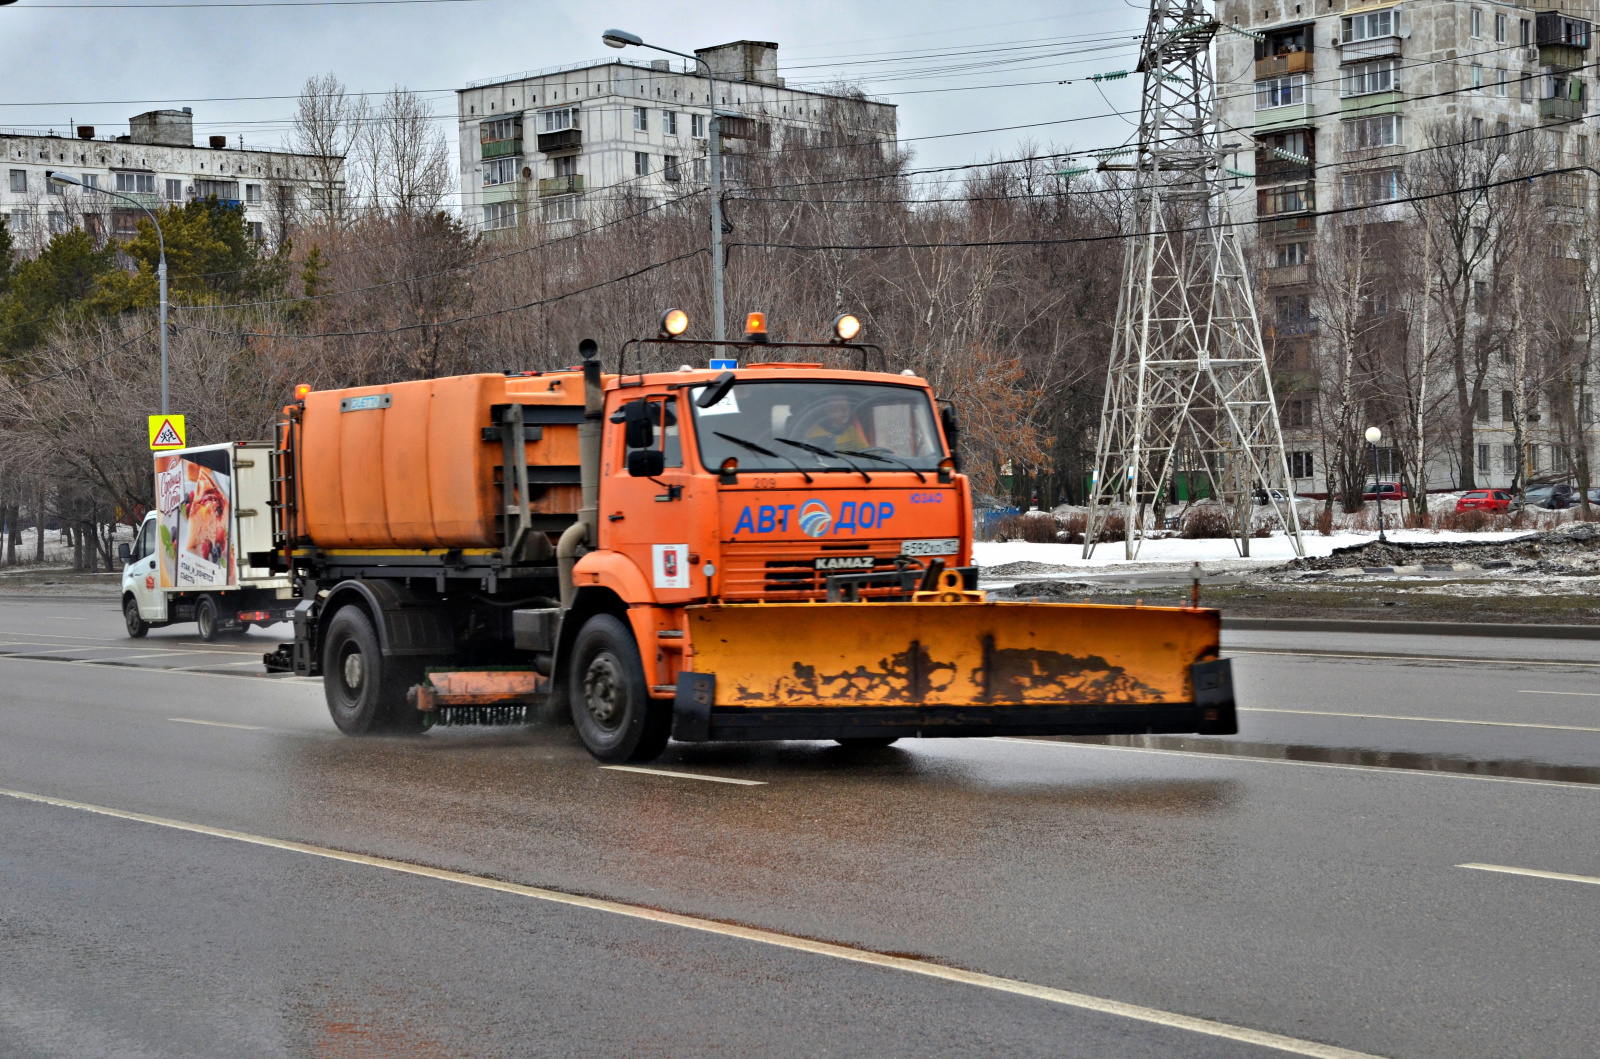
[1525,47,1540,61]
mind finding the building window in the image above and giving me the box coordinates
[552,154,577,178]
[1281,400,1310,428]
[245,183,261,204]
[1473,391,1490,422]
[1341,9,1394,42]
[1342,60,1400,96]
[1496,120,1510,139]
[1521,18,1531,46]
[1495,68,1508,97]
[1288,451,1314,478]
[1478,443,1491,472]
[1542,71,1587,105]
[663,154,681,182]
[9,209,27,231]
[1529,445,1542,473]
[483,157,520,186]
[1470,8,1482,39]
[115,172,156,194]
[480,116,519,143]
[1502,390,1516,421]
[540,107,579,133]
[248,221,264,240]
[1501,444,1517,472]
[8,169,25,193]
[165,178,183,201]
[1275,241,1309,266]
[1472,117,1485,140]
[482,201,516,230]
[691,113,706,138]
[693,157,707,181]
[1521,74,1535,103]
[1275,295,1313,333]
[1496,12,1507,42]
[1255,74,1306,110]
[1470,64,1483,90]
[48,211,66,233]
[79,173,99,189]
[634,151,649,176]
[542,194,579,222]
[663,110,678,135]
[1341,168,1400,203]
[633,106,648,132]
[1258,183,1313,216]
[1344,114,1402,149]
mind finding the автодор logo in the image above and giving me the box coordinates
[798,500,832,538]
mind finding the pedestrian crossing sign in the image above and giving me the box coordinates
[148,415,186,450]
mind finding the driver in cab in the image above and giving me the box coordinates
[804,393,869,451]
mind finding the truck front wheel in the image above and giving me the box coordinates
[323,606,417,735]
[123,596,148,639]
[569,614,670,763]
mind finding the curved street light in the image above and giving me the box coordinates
[600,28,727,348]
[50,172,170,414]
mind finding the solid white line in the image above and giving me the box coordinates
[987,738,1600,793]
[0,654,284,681]
[1228,648,1600,668]
[0,784,1384,1059]
[1458,863,1600,887]
[1241,707,1600,734]
[1517,689,1600,698]
[600,765,766,786]
[168,718,266,731]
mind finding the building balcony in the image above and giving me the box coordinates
[482,181,524,205]
[537,129,581,153]
[1539,43,1588,70]
[537,175,584,197]
[482,138,521,160]
[1541,97,1585,122]
[1255,103,1316,132]
[1340,90,1403,116]
[1255,51,1312,79]
[1255,157,1313,184]
[1338,34,1401,63]
[1264,263,1312,287]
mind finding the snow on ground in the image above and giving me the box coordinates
[974,529,1536,572]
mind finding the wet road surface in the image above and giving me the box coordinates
[2,598,1599,1057]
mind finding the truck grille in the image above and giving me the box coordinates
[721,542,904,600]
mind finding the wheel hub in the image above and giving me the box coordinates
[583,653,624,729]
[342,650,364,691]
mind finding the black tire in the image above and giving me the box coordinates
[835,737,900,749]
[569,614,670,762]
[195,594,221,642]
[123,596,148,639]
[321,606,423,735]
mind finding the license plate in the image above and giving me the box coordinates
[900,538,959,557]
[814,555,876,571]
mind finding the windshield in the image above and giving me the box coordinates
[690,380,944,473]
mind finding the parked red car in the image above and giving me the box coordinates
[1456,490,1516,513]
[1362,482,1408,502]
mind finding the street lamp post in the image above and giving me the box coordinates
[603,28,726,347]
[50,172,169,414]
[1365,425,1387,543]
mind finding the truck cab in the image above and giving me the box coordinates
[119,512,166,637]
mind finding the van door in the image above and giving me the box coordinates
[128,515,167,621]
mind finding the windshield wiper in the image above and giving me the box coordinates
[775,437,872,482]
[713,431,813,483]
[836,448,926,483]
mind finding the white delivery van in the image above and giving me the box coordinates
[119,441,294,641]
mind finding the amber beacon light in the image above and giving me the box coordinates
[831,313,862,343]
[659,308,689,338]
[294,384,313,401]
[744,312,769,343]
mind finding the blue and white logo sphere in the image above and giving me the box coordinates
[798,500,832,538]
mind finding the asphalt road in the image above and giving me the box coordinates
[2,596,1599,1057]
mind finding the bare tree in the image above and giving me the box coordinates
[289,73,362,226]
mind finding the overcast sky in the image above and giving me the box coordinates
[0,0,1152,208]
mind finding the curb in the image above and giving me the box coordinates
[1222,616,1600,640]
[0,593,120,603]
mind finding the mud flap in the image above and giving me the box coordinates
[672,672,716,742]
[1191,658,1237,734]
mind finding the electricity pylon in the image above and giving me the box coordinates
[1083,0,1304,560]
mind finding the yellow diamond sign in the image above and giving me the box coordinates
[148,415,186,450]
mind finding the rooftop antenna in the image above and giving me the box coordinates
[1083,0,1304,561]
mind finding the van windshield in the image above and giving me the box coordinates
[690,380,944,473]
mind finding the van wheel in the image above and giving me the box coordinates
[195,595,221,642]
[569,614,670,762]
[123,596,148,639]
[835,737,899,749]
[322,607,419,735]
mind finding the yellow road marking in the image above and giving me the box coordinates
[168,718,267,731]
[0,784,1384,1059]
[1458,863,1600,887]
[600,765,766,786]
[1241,707,1600,733]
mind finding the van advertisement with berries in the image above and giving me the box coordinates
[154,446,236,590]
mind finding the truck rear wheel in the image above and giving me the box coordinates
[322,606,420,735]
[569,614,670,763]
[196,594,221,642]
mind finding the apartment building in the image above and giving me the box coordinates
[456,40,897,232]
[1217,0,1600,493]
[0,108,344,251]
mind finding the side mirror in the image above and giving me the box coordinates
[939,404,962,471]
[627,448,666,478]
[117,543,132,563]
[622,400,654,448]
[697,370,736,409]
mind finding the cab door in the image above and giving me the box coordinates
[127,515,167,621]
[601,391,702,603]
